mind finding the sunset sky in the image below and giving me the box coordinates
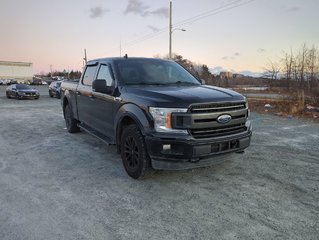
[0,0,318,75]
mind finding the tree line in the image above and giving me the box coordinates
[264,44,318,90]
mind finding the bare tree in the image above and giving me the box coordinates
[296,43,308,89]
[281,48,294,89]
[306,46,318,89]
[263,60,281,88]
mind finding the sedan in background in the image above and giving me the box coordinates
[48,81,62,98]
[6,84,40,100]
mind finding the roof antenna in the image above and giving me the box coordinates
[124,54,128,59]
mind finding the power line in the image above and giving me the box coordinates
[123,0,254,49]
[174,0,254,28]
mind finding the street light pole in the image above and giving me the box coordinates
[169,2,186,59]
[169,1,172,59]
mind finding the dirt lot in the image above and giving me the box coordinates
[0,85,318,240]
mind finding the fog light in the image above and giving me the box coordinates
[163,144,171,150]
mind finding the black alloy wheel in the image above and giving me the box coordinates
[64,103,80,133]
[124,136,139,171]
[120,124,150,179]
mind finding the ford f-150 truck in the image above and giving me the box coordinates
[61,57,252,179]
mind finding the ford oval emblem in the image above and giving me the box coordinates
[217,114,232,124]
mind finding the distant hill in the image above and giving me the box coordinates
[209,67,262,78]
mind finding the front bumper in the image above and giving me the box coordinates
[18,94,39,99]
[146,121,252,170]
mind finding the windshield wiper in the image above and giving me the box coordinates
[168,81,199,86]
[127,82,167,86]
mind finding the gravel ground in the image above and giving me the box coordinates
[0,85,318,240]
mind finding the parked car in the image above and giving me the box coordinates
[6,84,40,99]
[30,78,43,85]
[48,81,62,98]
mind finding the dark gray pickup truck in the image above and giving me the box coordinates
[61,57,252,179]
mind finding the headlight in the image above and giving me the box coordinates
[245,99,250,117]
[149,107,188,134]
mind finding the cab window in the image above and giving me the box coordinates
[97,64,113,87]
[82,65,97,86]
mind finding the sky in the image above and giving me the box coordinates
[0,0,318,75]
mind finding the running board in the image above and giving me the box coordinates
[78,123,112,145]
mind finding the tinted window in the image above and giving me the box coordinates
[16,84,31,90]
[115,59,200,86]
[82,65,97,86]
[97,65,113,87]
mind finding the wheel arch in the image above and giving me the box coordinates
[115,104,152,153]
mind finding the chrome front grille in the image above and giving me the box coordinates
[186,101,248,139]
[189,102,246,113]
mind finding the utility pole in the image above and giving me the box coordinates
[120,41,122,57]
[169,1,172,59]
[83,48,87,64]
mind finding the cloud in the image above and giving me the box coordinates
[124,0,149,16]
[147,25,159,32]
[287,6,301,12]
[223,53,240,60]
[89,7,109,19]
[257,48,265,53]
[124,0,168,18]
[150,7,169,18]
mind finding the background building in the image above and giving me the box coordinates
[0,61,33,82]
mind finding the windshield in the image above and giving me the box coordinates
[115,59,201,86]
[16,84,31,90]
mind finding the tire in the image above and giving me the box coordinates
[120,124,151,179]
[64,103,80,133]
[6,92,11,99]
[49,90,53,97]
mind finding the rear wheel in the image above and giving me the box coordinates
[49,90,53,97]
[64,103,80,133]
[120,124,151,179]
[6,92,11,99]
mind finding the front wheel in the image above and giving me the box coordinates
[64,103,80,133]
[120,124,151,179]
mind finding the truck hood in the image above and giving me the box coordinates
[122,85,245,108]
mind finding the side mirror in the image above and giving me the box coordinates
[92,79,113,94]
